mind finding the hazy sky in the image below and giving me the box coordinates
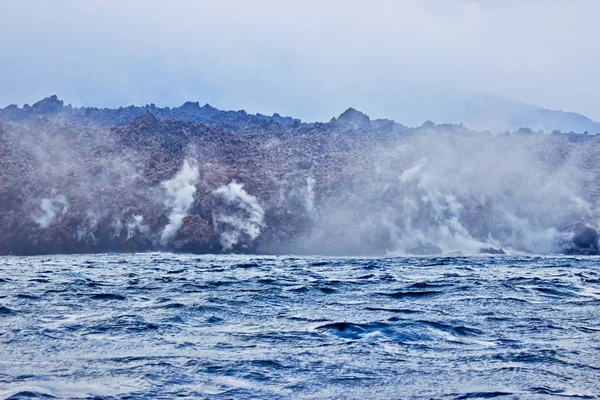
[1,0,599,123]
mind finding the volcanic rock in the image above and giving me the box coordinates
[479,247,506,255]
[2,96,600,256]
[407,242,443,255]
[561,223,599,255]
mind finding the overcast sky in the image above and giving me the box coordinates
[1,0,599,123]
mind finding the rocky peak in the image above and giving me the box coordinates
[336,108,371,127]
[421,120,436,129]
[132,110,159,128]
[180,101,201,110]
[31,95,64,114]
[0,104,20,120]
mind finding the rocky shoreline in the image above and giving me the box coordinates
[1,96,600,256]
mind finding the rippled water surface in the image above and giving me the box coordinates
[1,254,600,399]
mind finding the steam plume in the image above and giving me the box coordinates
[213,181,265,250]
[34,195,69,228]
[305,177,317,219]
[127,215,148,240]
[296,130,598,255]
[160,159,200,245]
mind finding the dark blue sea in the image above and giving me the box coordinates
[1,254,599,399]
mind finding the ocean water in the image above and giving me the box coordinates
[0,254,599,399]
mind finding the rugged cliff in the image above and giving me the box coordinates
[1,96,599,256]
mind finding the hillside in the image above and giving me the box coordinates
[1,96,600,256]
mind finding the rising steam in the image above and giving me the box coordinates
[160,159,200,245]
[305,177,317,219]
[76,211,100,243]
[295,129,598,255]
[213,181,265,250]
[127,215,148,240]
[34,195,69,228]
[6,99,600,256]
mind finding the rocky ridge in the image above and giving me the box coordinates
[1,96,600,256]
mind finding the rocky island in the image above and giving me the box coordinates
[1,95,599,256]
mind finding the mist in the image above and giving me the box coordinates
[160,159,200,245]
[213,181,266,250]
[1,1,600,129]
[34,195,69,228]
[2,95,600,256]
[286,128,599,255]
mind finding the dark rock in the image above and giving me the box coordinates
[407,242,443,255]
[517,127,534,134]
[479,247,506,255]
[560,223,599,255]
[133,110,159,129]
[172,215,217,252]
[31,95,64,114]
[336,108,370,127]
[2,95,600,256]
[296,160,312,170]
[180,101,200,110]
[0,95,304,129]
[568,223,598,248]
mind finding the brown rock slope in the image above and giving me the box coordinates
[2,98,600,255]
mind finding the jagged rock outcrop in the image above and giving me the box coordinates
[0,95,302,129]
[560,223,600,255]
[334,108,371,128]
[407,242,443,255]
[479,247,506,255]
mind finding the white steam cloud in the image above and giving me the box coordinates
[296,130,599,255]
[305,177,317,219]
[111,218,123,239]
[76,211,100,242]
[213,181,265,250]
[34,195,69,228]
[110,214,148,240]
[160,159,200,245]
[127,215,148,240]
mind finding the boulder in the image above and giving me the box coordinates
[479,247,506,255]
[407,242,443,255]
[569,223,598,248]
[335,108,371,128]
[31,95,64,114]
[560,223,599,255]
[172,215,218,252]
